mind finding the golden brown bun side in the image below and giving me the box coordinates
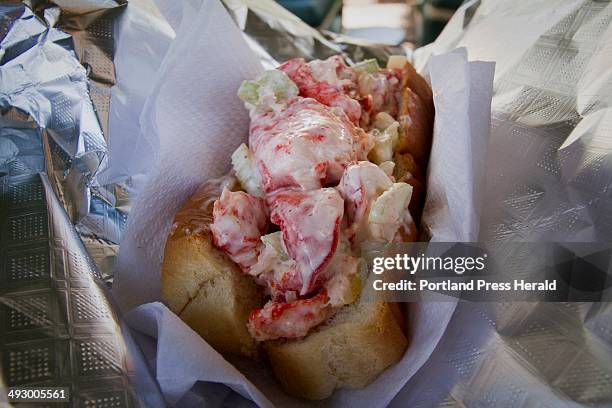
[397,63,435,167]
[162,233,263,358]
[393,152,426,224]
[401,62,434,114]
[265,297,408,400]
[393,151,422,183]
[161,177,263,358]
[388,302,406,332]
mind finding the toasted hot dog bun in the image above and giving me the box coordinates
[397,62,435,168]
[161,59,433,400]
[161,177,263,359]
[265,294,407,400]
[394,151,426,223]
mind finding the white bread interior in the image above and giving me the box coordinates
[161,179,263,359]
[264,286,408,400]
[162,232,263,358]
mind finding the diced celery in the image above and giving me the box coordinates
[353,58,380,75]
[368,182,413,242]
[331,273,363,307]
[260,231,289,261]
[231,143,264,197]
[237,69,298,109]
[378,161,395,177]
[386,121,400,148]
[358,72,376,96]
[265,70,299,101]
[373,112,395,131]
[237,80,260,105]
[369,131,393,164]
[387,55,407,69]
[368,121,399,164]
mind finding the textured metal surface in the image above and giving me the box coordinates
[390,0,612,406]
[222,0,405,68]
[3,0,612,406]
[0,1,130,283]
[0,2,158,406]
[481,2,612,242]
[0,174,144,407]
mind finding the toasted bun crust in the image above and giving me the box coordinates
[394,151,426,223]
[265,298,408,400]
[162,197,408,399]
[162,233,263,358]
[161,178,263,358]
[397,62,435,168]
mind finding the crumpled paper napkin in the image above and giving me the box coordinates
[113,0,494,406]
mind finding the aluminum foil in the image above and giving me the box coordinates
[0,2,163,406]
[222,0,406,67]
[3,0,612,406]
[0,0,132,283]
[391,0,612,406]
[0,173,153,407]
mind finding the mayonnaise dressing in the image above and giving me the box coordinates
[249,97,371,192]
[269,188,344,295]
[279,57,362,125]
[211,58,417,341]
[337,161,393,242]
[209,188,268,270]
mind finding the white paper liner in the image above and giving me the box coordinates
[112,0,494,406]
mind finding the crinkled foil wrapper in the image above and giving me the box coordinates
[0,2,161,406]
[2,0,612,406]
[1,1,129,284]
[222,0,406,68]
[394,1,612,406]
